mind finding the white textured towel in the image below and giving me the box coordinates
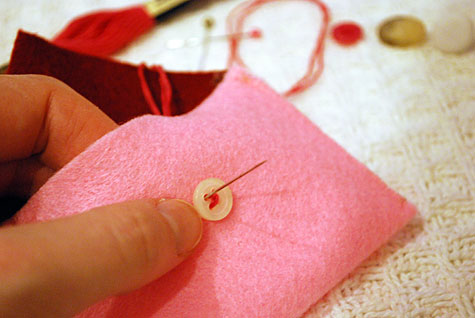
[0,0,474,317]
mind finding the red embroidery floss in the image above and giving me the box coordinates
[52,0,191,56]
[53,5,155,56]
[226,0,330,97]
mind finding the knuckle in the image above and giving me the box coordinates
[28,74,67,89]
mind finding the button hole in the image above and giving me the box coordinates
[204,191,220,210]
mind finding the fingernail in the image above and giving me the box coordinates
[156,199,203,256]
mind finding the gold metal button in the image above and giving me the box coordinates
[379,16,426,47]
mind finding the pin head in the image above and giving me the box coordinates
[193,178,233,221]
[249,28,263,39]
[203,16,215,30]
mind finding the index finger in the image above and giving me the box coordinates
[0,74,117,165]
[0,75,117,194]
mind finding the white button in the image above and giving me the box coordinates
[432,15,474,53]
[193,178,233,221]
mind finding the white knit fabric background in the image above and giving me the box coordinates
[1,0,474,317]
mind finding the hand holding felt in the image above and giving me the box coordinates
[10,65,416,317]
[0,75,201,317]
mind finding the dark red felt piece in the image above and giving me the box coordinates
[7,31,225,123]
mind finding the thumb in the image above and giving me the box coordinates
[0,199,202,317]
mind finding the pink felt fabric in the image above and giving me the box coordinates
[11,66,416,317]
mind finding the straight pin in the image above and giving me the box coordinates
[166,28,262,50]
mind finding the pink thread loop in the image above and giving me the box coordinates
[226,0,330,97]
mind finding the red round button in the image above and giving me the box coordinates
[331,22,363,46]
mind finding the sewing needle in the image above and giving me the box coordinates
[204,160,267,200]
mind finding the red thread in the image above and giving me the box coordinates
[205,193,220,210]
[138,64,162,115]
[53,6,154,56]
[226,0,330,97]
[156,66,173,116]
[331,22,363,46]
[138,64,174,116]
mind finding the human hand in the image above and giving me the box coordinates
[0,75,202,317]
